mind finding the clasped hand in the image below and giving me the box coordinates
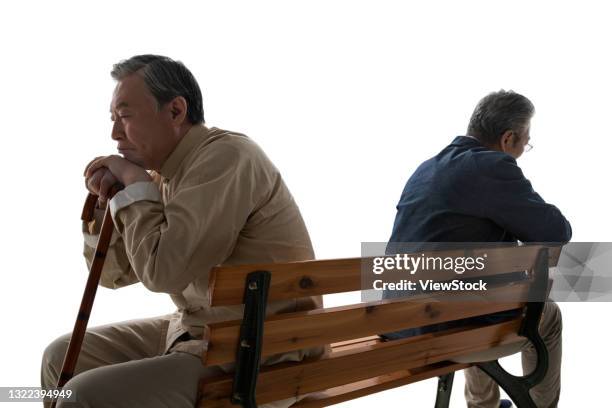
[84,155,151,204]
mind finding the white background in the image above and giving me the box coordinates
[1,0,610,406]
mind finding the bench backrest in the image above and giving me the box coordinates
[198,244,560,407]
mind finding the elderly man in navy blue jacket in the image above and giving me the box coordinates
[384,90,570,408]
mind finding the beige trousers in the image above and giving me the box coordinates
[454,301,562,408]
[40,314,296,408]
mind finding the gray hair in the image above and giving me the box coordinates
[467,90,534,146]
[111,55,204,124]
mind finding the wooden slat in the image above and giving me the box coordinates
[292,362,471,408]
[199,319,523,407]
[198,363,469,408]
[209,257,363,306]
[205,332,383,395]
[209,245,556,306]
[330,336,381,353]
[204,281,530,366]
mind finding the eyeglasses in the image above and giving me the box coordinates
[524,143,533,152]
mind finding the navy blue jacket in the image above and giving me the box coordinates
[389,136,571,244]
[382,136,572,339]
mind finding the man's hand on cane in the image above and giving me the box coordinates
[84,155,152,206]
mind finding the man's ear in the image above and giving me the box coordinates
[168,96,188,125]
[499,130,514,153]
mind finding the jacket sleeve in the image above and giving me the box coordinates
[82,206,140,289]
[109,142,257,295]
[479,154,572,243]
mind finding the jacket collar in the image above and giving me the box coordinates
[450,135,484,148]
[160,124,209,180]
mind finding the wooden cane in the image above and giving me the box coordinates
[50,184,123,408]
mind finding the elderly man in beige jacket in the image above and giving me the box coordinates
[40,55,323,408]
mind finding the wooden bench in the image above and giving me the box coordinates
[196,244,561,408]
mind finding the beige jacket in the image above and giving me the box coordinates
[83,124,322,362]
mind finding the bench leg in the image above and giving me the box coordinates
[434,373,454,408]
[476,361,537,408]
[476,248,548,408]
[474,248,552,408]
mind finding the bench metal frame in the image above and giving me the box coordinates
[231,270,271,407]
[435,248,550,408]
